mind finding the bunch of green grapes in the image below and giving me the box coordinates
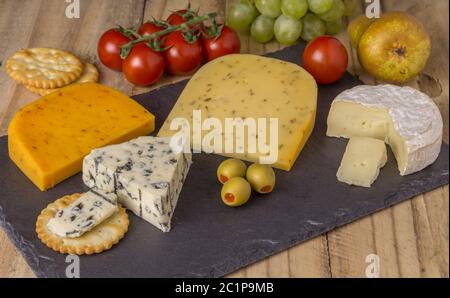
[227,0,356,45]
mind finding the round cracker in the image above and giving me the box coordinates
[36,193,129,255]
[7,48,83,89]
[25,62,99,96]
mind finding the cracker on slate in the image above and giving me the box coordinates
[7,48,83,89]
[36,193,129,255]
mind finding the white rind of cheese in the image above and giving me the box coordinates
[82,136,192,232]
[47,188,118,238]
[337,137,387,188]
[327,85,443,176]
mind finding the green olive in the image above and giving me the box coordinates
[221,177,252,207]
[246,164,276,194]
[217,158,247,184]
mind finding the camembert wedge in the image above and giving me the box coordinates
[337,137,387,188]
[327,85,443,175]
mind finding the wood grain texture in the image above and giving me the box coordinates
[0,0,448,278]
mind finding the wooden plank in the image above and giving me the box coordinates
[422,186,449,277]
[328,216,377,277]
[0,0,43,136]
[0,229,34,278]
[410,192,446,277]
[245,259,269,278]
[288,236,331,277]
[390,200,422,277]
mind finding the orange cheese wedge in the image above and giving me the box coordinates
[8,83,155,191]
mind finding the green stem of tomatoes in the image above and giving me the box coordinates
[120,12,218,59]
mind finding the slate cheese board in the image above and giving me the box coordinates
[0,43,448,278]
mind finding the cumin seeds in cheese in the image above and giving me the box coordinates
[158,54,318,171]
[8,83,155,191]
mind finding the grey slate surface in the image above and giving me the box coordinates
[0,44,448,278]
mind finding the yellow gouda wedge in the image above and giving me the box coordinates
[8,83,155,191]
[158,54,317,171]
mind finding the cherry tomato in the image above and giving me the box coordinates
[202,26,241,61]
[163,31,203,76]
[123,43,165,86]
[302,36,348,85]
[138,22,165,36]
[167,9,201,31]
[98,28,131,71]
[167,10,190,26]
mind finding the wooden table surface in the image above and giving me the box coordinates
[0,0,448,278]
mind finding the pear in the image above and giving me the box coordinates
[357,11,431,84]
[347,14,375,48]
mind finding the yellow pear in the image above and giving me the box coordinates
[347,14,375,48]
[357,11,431,84]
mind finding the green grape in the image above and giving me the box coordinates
[317,0,345,21]
[251,15,275,43]
[227,0,258,31]
[343,0,356,16]
[256,0,282,18]
[274,15,303,45]
[301,13,326,41]
[325,18,343,35]
[281,0,308,19]
[307,0,333,14]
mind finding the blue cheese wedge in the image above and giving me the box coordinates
[82,136,192,232]
[47,188,118,238]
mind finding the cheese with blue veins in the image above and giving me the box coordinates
[47,188,118,238]
[82,136,192,232]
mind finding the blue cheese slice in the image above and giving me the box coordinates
[82,136,192,232]
[47,188,118,238]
